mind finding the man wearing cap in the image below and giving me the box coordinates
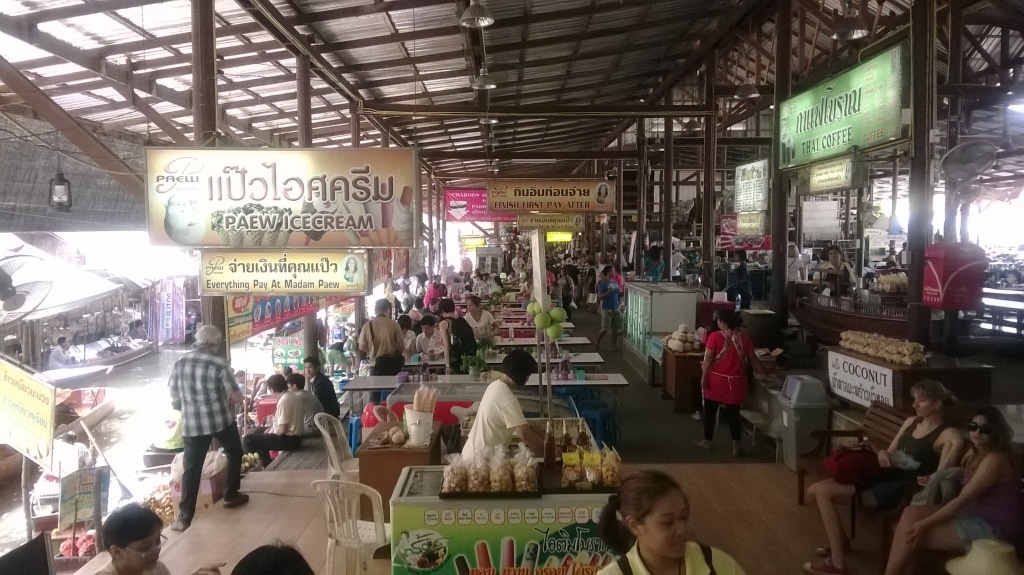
[167,325,248,531]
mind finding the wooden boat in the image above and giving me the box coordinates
[40,365,113,391]
[791,293,908,345]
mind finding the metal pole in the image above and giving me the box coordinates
[663,108,675,280]
[616,135,625,268]
[944,0,963,241]
[771,0,793,319]
[907,0,936,343]
[702,55,717,287]
[636,119,648,273]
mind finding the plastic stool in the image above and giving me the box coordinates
[580,403,617,448]
[347,416,362,454]
[554,387,597,403]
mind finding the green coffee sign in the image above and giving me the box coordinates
[779,44,908,168]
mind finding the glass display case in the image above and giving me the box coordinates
[623,282,701,379]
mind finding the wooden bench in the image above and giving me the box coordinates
[977,288,1024,337]
[796,402,909,566]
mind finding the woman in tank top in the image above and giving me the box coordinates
[802,380,963,575]
[883,406,1022,575]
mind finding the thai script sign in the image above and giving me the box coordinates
[734,159,769,212]
[58,467,110,531]
[488,180,615,213]
[736,212,765,235]
[0,357,55,466]
[446,189,516,222]
[200,250,366,295]
[779,44,908,168]
[145,148,419,248]
[808,156,870,194]
[828,350,894,407]
[517,214,585,231]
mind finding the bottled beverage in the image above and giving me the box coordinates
[560,420,574,455]
[576,419,591,450]
[543,421,557,469]
[735,294,742,312]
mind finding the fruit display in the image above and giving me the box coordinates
[839,330,927,366]
[873,272,908,293]
[241,452,261,474]
[141,482,175,526]
[663,323,702,353]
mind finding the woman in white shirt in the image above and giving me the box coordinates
[462,295,497,338]
[787,243,807,282]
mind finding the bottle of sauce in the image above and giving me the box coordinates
[560,420,574,455]
[576,419,591,450]
[543,421,557,469]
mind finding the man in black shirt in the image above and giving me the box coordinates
[303,356,340,418]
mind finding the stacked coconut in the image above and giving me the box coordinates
[664,323,702,353]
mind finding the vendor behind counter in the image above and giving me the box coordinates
[461,350,544,459]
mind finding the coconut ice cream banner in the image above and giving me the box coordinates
[145,148,419,248]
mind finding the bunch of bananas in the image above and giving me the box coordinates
[141,484,175,526]
[241,452,261,473]
[839,331,927,366]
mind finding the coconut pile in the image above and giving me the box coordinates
[663,323,702,353]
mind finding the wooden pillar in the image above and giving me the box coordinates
[770,0,793,319]
[663,106,674,280]
[701,55,717,287]
[616,135,625,268]
[635,119,648,271]
[907,0,936,343]
[296,53,320,360]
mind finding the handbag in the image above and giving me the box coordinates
[586,293,597,304]
[822,447,884,485]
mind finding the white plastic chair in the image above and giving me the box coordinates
[313,413,360,482]
[312,479,392,575]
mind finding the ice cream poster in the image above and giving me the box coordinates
[145,148,419,248]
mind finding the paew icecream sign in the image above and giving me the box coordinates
[145,148,419,248]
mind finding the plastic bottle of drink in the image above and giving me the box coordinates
[543,421,558,469]
[735,294,742,312]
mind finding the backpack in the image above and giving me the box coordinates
[444,316,478,369]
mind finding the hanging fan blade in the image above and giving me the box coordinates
[940,141,997,182]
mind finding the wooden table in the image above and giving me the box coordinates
[661,348,703,413]
[356,424,442,520]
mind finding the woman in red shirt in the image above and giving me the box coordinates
[693,309,770,456]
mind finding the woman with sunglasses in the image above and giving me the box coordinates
[883,406,1022,575]
[97,503,223,575]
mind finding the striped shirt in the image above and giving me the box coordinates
[168,348,239,437]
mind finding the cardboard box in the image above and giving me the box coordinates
[169,468,226,519]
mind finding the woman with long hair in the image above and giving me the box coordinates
[883,406,1022,575]
[597,470,746,574]
[802,380,963,575]
[643,245,664,280]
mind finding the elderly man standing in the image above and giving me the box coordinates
[168,325,248,532]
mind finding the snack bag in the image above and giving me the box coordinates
[442,454,468,493]
[512,444,539,493]
[601,445,622,487]
[489,447,514,493]
[468,452,490,493]
[583,449,603,485]
[562,451,583,487]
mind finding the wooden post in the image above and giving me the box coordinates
[21,455,32,542]
[663,103,675,280]
[701,54,717,287]
[770,0,794,321]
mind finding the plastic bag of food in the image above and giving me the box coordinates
[512,444,538,493]
[489,447,514,493]
[583,449,603,485]
[441,454,468,493]
[561,450,583,487]
[468,452,490,493]
[601,445,622,487]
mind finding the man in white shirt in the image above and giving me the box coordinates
[671,249,685,280]
[415,316,445,356]
[242,374,304,468]
[285,373,323,436]
[462,350,544,459]
[48,337,76,370]
[511,253,526,277]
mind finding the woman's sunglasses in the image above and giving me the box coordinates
[966,422,994,435]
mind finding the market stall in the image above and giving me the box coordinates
[622,282,701,378]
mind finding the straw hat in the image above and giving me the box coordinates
[946,539,1024,575]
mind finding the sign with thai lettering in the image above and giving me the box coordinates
[0,357,55,466]
[58,467,110,531]
[446,189,516,222]
[545,231,574,242]
[779,44,908,168]
[200,250,366,295]
[145,148,419,248]
[487,180,615,213]
[828,350,894,407]
[807,156,870,194]
[736,212,765,235]
[272,335,305,372]
[734,159,769,212]
[517,214,585,231]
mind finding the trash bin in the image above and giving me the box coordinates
[776,375,831,471]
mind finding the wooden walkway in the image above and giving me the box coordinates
[74,464,890,575]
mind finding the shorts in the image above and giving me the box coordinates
[950,515,995,547]
[600,308,622,330]
[863,479,910,510]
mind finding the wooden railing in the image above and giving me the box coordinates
[807,294,908,319]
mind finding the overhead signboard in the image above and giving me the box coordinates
[145,148,419,248]
[445,189,516,223]
[736,212,765,235]
[734,159,769,212]
[487,180,615,213]
[200,250,367,295]
[517,213,585,231]
[0,357,56,467]
[779,43,908,168]
[545,231,574,243]
[808,156,869,194]
[227,295,342,343]
[460,236,486,248]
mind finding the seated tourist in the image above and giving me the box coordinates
[598,470,746,574]
[231,543,314,575]
[415,315,444,356]
[97,503,223,575]
[242,374,304,468]
[285,373,322,436]
[397,314,417,357]
[883,406,1023,575]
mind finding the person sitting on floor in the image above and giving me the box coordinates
[97,503,223,575]
[231,543,314,575]
[242,374,304,468]
[285,373,322,437]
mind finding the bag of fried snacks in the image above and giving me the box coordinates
[489,447,514,493]
[583,449,603,485]
[512,444,538,493]
[467,451,490,493]
[561,450,583,487]
[441,454,468,493]
[601,445,622,487]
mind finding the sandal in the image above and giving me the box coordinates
[814,539,851,558]
[693,440,712,450]
[802,558,845,575]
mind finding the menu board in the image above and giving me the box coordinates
[734,159,769,213]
